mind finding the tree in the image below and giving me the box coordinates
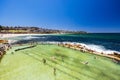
[0,25,3,32]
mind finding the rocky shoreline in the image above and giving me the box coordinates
[0,43,12,62]
[57,42,120,61]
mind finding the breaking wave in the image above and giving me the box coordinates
[23,36,44,40]
[59,42,120,54]
[82,43,119,54]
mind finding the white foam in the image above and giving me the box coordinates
[59,42,120,54]
[8,40,18,44]
[23,36,40,40]
[76,43,120,54]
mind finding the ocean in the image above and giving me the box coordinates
[11,33,120,53]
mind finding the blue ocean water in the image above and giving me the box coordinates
[13,33,120,52]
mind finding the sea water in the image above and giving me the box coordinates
[11,33,120,54]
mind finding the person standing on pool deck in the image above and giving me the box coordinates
[53,67,56,76]
[42,58,46,64]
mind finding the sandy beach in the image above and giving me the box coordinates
[0,33,55,39]
[0,34,44,43]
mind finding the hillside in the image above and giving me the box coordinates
[0,25,87,34]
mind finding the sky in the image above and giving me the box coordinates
[0,0,120,33]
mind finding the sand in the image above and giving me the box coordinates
[0,33,55,39]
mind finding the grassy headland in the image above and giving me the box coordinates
[0,44,120,80]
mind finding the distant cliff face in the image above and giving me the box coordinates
[0,25,87,34]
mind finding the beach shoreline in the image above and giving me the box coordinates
[0,33,57,39]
